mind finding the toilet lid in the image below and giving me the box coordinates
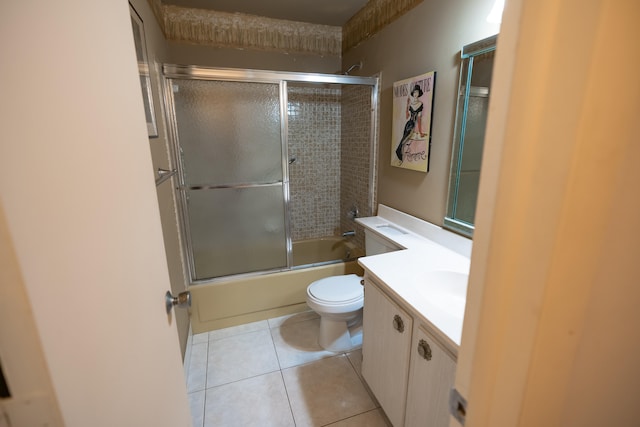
[308,274,363,303]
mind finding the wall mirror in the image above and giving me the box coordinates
[445,34,497,237]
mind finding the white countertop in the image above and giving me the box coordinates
[356,205,471,350]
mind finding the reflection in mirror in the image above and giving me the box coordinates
[445,35,497,237]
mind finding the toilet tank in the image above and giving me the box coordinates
[364,229,402,255]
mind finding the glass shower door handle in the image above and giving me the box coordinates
[165,290,191,315]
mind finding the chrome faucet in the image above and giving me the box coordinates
[342,230,356,237]
[347,205,359,219]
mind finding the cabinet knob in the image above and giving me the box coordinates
[417,339,432,361]
[392,314,405,333]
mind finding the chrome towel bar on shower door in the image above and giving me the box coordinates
[177,181,283,191]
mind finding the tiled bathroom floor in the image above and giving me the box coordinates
[186,310,390,427]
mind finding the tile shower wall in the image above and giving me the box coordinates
[341,85,375,252]
[287,85,342,241]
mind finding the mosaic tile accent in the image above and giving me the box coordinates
[341,85,375,252]
[287,84,375,254]
[288,85,342,241]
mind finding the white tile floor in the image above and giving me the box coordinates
[186,310,390,427]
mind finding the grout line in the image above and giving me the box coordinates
[191,313,372,426]
[320,408,387,427]
[278,370,298,426]
[200,338,208,427]
[186,342,209,394]
[204,368,282,390]
[344,349,362,376]
[268,326,284,371]
[201,338,209,393]
[207,320,271,343]
[280,351,344,373]
[184,325,194,379]
[199,389,206,427]
[186,337,208,427]
[343,349,381,409]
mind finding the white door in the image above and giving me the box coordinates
[0,1,191,426]
[452,0,640,426]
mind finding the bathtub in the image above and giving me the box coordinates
[292,237,363,267]
[190,237,365,334]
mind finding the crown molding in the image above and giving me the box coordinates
[343,0,424,52]
[146,0,422,56]
[159,4,341,56]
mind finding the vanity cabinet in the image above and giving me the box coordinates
[362,276,457,427]
[405,327,456,427]
[362,278,413,427]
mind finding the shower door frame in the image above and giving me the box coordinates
[162,65,379,285]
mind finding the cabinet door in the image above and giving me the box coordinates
[405,327,457,427]
[362,279,413,427]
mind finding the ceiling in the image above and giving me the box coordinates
[162,0,369,26]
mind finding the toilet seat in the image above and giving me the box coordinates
[307,274,363,313]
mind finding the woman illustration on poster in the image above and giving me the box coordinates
[395,84,425,163]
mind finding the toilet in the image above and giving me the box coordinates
[306,274,364,352]
[306,228,400,352]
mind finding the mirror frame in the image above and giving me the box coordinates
[445,34,497,237]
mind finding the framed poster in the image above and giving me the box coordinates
[391,71,436,172]
[130,3,158,138]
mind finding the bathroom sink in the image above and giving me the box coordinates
[417,271,469,316]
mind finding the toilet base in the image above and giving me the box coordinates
[318,317,363,352]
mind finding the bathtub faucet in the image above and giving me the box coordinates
[342,230,356,237]
[347,205,359,220]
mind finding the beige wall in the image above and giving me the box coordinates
[166,42,341,73]
[343,0,500,225]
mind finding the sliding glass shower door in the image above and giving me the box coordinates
[164,65,379,284]
[169,78,288,280]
